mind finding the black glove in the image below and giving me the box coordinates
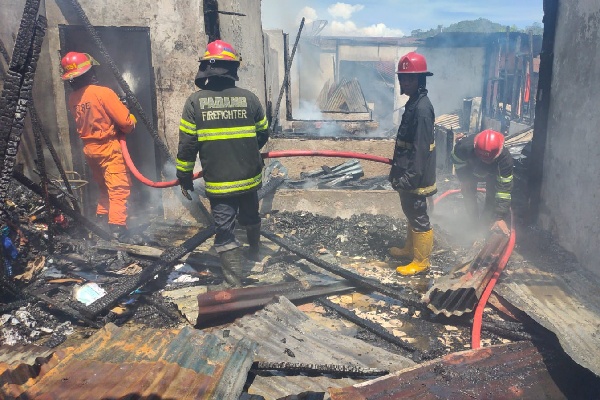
[390,176,410,191]
[176,170,193,200]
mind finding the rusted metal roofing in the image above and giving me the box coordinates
[223,296,414,399]
[495,249,600,376]
[426,232,509,316]
[434,112,462,131]
[0,344,55,398]
[329,341,574,399]
[196,281,353,326]
[6,323,257,400]
[0,344,53,366]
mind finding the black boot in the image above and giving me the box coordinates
[245,223,261,262]
[96,214,109,231]
[219,247,243,287]
[109,224,130,242]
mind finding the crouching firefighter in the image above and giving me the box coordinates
[175,40,270,287]
[451,129,513,236]
[388,52,437,276]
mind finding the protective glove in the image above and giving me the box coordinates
[176,170,193,201]
[129,113,137,128]
[491,219,510,236]
[390,176,410,191]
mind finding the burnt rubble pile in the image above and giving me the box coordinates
[263,211,462,268]
[0,180,189,347]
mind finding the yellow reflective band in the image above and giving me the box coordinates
[451,152,466,164]
[496,192,512,200]
[179,119,197,135]
[205,173,262,194]
[405,183,437,196]
[497,175,513,183]
[181,119,196,129]
[255,116,269,131]
[176,159,195,172]
[196,126,257,141]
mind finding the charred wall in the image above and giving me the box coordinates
[1,0,267,222]
[538,0,600,276]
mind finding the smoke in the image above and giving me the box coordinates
[295,100,323,120]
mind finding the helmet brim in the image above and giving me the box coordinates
[397,71,433,76]
[61,64,92,81]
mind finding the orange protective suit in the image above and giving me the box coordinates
[68,85,136,226]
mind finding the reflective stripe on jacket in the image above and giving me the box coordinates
[175,83,269,197]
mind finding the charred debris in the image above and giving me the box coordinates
[2,1,600,398]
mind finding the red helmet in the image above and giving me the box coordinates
[474,129,505,163]
[397,52,433,76]
[60,52,99,81]
[200,40,240,62]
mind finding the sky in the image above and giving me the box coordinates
[261,0,544,37]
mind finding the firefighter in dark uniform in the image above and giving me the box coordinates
[451,129,513,235]
[175,40,269,287]
[388,52,437,276]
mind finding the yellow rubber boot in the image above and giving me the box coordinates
[396,229,433,276]
[389,227,413,258]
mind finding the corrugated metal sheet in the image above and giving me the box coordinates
[162,285,208,325]
[426,232,509,316]
[0,344,53,366]
[328,341,574,399]
[495,251,600,376]
[435,112,461,131]
[0,344,56,398]
[6,323,257,400]
[322,78,369,113]
[506,127,533,144]
[224,296,414,399]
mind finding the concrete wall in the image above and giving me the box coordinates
[264,30,288,128]
[417,47,486,116]
[0,0,267,223]
[219,0,266,111]
[538,1,600,276]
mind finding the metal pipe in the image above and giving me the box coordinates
[260,228,423,308]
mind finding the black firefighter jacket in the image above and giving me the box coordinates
[176,81,269,198]
[451,134,514,220]
[389,89,437,197]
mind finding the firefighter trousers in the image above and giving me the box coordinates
[83,139,131,226]
[209,191,260,253]
[399,191,431,232]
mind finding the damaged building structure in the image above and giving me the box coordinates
[1,0,600,398]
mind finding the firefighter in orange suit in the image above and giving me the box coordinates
[61,52,137,241]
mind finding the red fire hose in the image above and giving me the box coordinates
[122,138,515,347]
[471,210,516,349]
[432,188,516,349]
[119,138,392,188]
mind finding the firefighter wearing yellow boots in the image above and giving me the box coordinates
[388,52,437,276]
